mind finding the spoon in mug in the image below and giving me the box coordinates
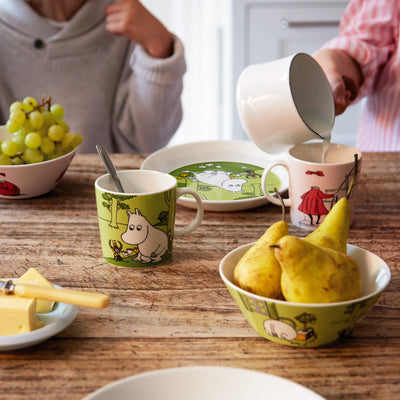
[96,144,125,192]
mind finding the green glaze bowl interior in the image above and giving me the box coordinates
[219,243,391,348]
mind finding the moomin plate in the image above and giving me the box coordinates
[141,140,288,212]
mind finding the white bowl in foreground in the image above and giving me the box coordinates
[84,366,325,400]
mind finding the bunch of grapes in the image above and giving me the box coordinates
[0,96,82,165]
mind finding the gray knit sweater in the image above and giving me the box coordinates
[0,0,186,153]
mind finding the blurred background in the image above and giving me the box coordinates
[142,0,361,148]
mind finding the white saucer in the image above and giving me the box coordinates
[84,366,325,400]
[0,284,79,351]
[141,140,288,212]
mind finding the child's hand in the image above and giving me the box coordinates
[105,0,173,59]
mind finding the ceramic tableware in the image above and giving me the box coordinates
[141,140,288,212]
[0,283,78,351]
[220,243,391,348]
[236,53,335,154]
[262,142,362,230]
[84,366,325,399]
[95,170,204,268]
[0,125,76,199]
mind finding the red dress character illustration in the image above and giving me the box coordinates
[0,173,20,196]
[298,186,334,225]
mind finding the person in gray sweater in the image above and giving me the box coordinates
[0,0,186,153]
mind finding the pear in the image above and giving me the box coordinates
[274,235,362,303]
[233,220,289,299]
[305,197,350,253]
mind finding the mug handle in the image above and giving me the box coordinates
[174,188,204,236]
[262,161,291,207]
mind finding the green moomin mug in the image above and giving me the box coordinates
[95,170,204,268]
[262,142,362,231]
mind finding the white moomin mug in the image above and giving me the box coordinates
[236,53,335,154]
[262,142,362,230]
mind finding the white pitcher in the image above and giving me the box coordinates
[236,53,335,154]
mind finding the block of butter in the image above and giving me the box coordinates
[18,268,55,313]
[0,268,53,336]
[0,295,43,335]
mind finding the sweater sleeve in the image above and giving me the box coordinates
[322,0,398,100]
[111,34,186,153]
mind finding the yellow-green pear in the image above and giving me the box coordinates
[305,197,351,253]
[274,235,361,303]
[233,220,289,299]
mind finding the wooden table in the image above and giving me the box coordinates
[0,152,398,400]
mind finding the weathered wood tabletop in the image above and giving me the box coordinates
[0,152,398,400]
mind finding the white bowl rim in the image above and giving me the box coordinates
[219,242,391,308]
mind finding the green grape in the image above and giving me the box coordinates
[22,96,38,112]
[22,119,32,132]
[12,132,27,152]
[25,132,42,149]
[61,133,82,153]
[0,154,12,165]
[40,136,55,155]
[61,132,74,150]
[57,120,69,133]
[16,125,28,136]
[50,104,64,120]
[13,130,26,140]
[41,110,56,127]
[54,142,64,155]
[36,127,47,137]
[9,109,26,127]
[1,139,19,157]
[29,110,44,129]
[6,119,20,133]
[9,101,23,113]
[48,124,65,142]
[70,133,83,148]
[6,95,82,164]
[23,148,44,164]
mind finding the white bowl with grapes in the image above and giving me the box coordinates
[0,96,82,199]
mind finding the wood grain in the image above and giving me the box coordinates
[0,152,398,400]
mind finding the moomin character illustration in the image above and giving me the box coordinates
[184,169,247,194]
[264,319,297,341]
[121,209,169,263]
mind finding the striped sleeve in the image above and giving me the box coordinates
[322,0,398,99]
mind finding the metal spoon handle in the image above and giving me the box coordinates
[96,144,125,192]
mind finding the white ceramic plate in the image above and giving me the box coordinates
[0,284,78,351]
[141,140,288,212]
[84,366,325,400]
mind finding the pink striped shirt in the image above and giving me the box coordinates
[323,0,400,151]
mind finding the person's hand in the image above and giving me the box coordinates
[105,0,173,59]
[329,74,355,116]
[313,49,363,116]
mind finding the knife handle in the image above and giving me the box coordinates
[14,284,110,309]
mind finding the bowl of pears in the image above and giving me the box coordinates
[219,197,391,347]
[0,96,82,199]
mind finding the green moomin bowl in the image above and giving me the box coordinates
[219,242,391,348]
